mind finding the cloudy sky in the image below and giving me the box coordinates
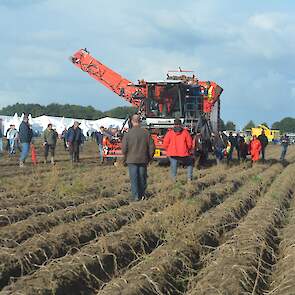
[0,0,294,128]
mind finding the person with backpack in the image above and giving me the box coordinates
[163,118,194,182]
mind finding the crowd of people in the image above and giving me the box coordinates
[0,115,121,166]
[0,114,292,202]
[120,115,291,201]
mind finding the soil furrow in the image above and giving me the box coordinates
[264,194,295,295]
[96,163,283,295]
[185,163,295,295]
[1,164,269,294]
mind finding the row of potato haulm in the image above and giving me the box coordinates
[1,146,295,294]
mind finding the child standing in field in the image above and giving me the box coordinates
[249,135,261,163]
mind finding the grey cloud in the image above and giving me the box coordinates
[0,0,295,127]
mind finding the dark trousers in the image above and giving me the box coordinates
[69,142,80,162]
[44,144,55,158]
[261,147,266,161]
[63,139,67,151]
[128,164,147,201]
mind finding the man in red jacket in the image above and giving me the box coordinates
[163,118,194,182]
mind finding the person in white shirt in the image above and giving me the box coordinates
[7,125,18,155]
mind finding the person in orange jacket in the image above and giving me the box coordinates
[163,118,194,182]
[249,135,262,163]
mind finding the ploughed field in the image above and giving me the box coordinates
[1,141,295,295]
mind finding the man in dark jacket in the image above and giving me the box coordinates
[43,123,58,164]
[19,115,33,167]
[67,121,83,163]
[122,114,155,201]
[280,134,289,161]
[94,126,105,163]
[258,130,268,162]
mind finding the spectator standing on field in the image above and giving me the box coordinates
[227,132,235,162]
[67,121,83,163]
[280,134,289,161]
[228,132,240,162]
[7,124,18,156]
[0,127,3,155]
[239,136,248,161]
[43,123,58,164]
[61,127,68,151]
[235,132,242,161]
[163,118,194,182]
[258,130,268,162]
[5,125,12,152]
[19,115,33,167]
[122,114,155,202]
[249,135,261,164]
[212,132,225,164]
[95,126,105,163]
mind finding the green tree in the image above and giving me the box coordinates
[271,117,295,133]
[219,119,226,131]
[104,106,137,119]
[225,121,236,131]
[260,122,269,128]
[243,120,255,130]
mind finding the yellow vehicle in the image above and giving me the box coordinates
[251,125,280,142]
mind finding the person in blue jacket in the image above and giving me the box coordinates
[67,121,83,163]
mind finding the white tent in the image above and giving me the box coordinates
[79,119,91,136]
[4,113,21,132]
[93,117,125,130]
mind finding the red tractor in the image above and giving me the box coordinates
[70,48,223,160]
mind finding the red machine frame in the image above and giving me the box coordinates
[71,49,223,159]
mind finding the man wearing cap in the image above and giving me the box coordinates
[19,115,33,167]
[43,123,58,164]
[163,118,194,182]
[67,121,83,163]
[122,114,155,201]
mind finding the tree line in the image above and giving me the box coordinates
[1,103,294,133]
[221,118,295,133]
[0,103,137,120]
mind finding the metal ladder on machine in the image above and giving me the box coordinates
[183,95,199,131]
